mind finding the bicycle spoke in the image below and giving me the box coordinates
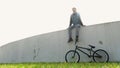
[93,49,109,62]
[65,50,80,63]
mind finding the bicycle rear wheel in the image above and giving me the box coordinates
[93,49,109,62]
[65,50,80,63]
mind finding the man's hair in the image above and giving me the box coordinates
[72,7,76,10]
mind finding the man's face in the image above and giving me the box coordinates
[72,8,76,13]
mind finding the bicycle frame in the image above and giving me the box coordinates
[74,45,95,58]
[73,41,102,59]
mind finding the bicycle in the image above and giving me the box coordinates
[65,41,109,62]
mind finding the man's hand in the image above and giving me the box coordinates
[82,25,86,27]
[67,27,70,30]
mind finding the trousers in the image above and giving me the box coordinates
[68,24,80,38]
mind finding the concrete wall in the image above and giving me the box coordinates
[0,21,120,63]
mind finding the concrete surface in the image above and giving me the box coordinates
[0,21,120,63]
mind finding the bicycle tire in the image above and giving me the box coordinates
[65,50,80,63]
[93,49,109,62]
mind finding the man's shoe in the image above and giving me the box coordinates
[68,38,73,43]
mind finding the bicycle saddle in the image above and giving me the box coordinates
[89,45,95,48]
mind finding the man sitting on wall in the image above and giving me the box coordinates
[68,7,84,43]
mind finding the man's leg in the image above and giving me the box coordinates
[68,25,74,42]
[75,25,80,42]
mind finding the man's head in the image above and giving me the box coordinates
[72,7,77,13]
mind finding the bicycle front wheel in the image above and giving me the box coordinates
[93,49,109,62]
[65,50,80,63]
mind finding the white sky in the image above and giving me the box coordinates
[0,0,120,46]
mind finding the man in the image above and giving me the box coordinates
[68,7,84,43]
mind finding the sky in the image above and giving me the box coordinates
[0,0,120,46]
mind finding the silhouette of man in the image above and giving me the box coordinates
[68,7,84,43]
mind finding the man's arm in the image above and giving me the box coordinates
[78,14,84,26]
[80,20,84,26]
[69,15,72,27]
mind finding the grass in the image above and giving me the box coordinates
[0,62,120,68]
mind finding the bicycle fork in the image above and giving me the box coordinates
[73,46,77,58]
